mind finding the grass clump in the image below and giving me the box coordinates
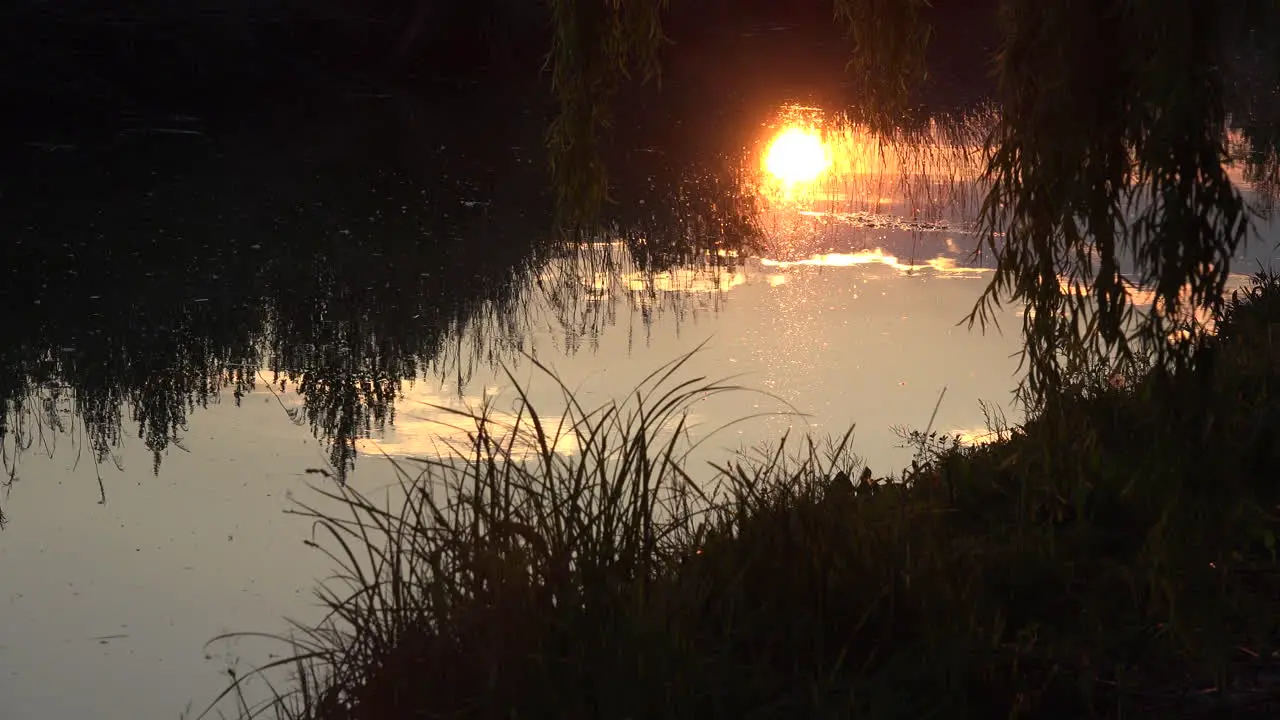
[209,273,1280,719]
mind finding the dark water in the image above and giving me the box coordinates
[3,17,1280,720]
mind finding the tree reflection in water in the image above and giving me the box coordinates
[2,14,1276,515]
[0,98,548,490]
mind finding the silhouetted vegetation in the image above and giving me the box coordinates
[1224,1,1280,214]
[7,1,1280,715]
[207,271,1280,719]
[544,0,1280,414]
[178,1,1280,718]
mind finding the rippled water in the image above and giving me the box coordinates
[4,30,1280,720]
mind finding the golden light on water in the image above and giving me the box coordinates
[752,103,997,217]
[763,127,830,184]
[759,249,995,277]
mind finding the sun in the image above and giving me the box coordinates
[763,127,830,184]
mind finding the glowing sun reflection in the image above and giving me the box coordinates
[764,127,830,184]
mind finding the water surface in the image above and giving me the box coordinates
[4,26,1280,719]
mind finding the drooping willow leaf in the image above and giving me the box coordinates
[544,0,1264,412]
[968,0,1249,412]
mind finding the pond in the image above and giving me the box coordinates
[3,22,1280,720]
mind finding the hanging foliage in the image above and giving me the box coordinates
[968,0,1249,411]
[545,0,669,232]
[832,0,932,134]
[544,0,1264,409]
